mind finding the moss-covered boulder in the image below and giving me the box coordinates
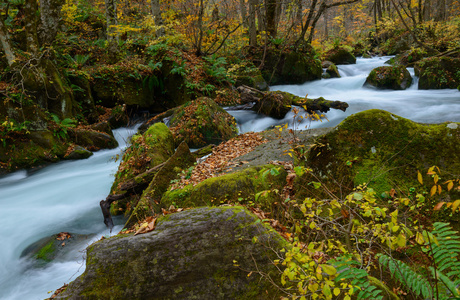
[126,141,196,225]
[387,49,427,66]
[69,128,118,151]
[169,97,238,148]
[161,164,287,212]
[64,145,93,160]
[306,110,460,197]
[55,206,285,300]
[109,123,175,215]
[325,63,341,78]
[364,66,412,90]
[228,61,268,91]
[415,57,460,89]
[324,47,356,65]
[251,45,322,85]
[253,91,292,119]
[0,130,67,174]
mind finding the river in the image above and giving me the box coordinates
[0,56,459,299]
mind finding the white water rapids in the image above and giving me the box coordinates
[0,56,459,299]
[229,56,460,133]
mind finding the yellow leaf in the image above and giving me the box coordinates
[321,264,337,276]
[438,185,442,195]
[430,185,437,196]
[451,200,460,213]
[447,181,454,191]
[416,232,425,244]
[434,174,439,184]
[417,171,423,185]
[333,287,340,296]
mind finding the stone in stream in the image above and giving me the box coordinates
[324,47,356,65]
[54,206,286,300]
[364,66,412,90]
[21,232,93,266]
[415,57,460,89]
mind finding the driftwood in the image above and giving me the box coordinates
[100,193,129,232]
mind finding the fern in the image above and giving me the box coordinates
[330,255,384,300]
[378,222,460,300]
[378,254,433,299]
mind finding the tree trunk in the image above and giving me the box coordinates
[104,0,119,62]
[39,0,64,45]
[195,0,205,56]
[24,0,40,54]
[240,0,248,27]
[0,19,16,66]
[248,0,257,47]
[265,0,277,38]
[150,0,165,37]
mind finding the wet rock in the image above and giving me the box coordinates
[21,232,93,266]
[253,91,291,119]
[69,128,118,151]
[324,47,356,65]
[64,145,93,160]
[55,206,285,300]
[169,97,238,148]
[364,66,412,90]
[326,63,341,78]
[415,57,460,89]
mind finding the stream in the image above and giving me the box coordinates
[0,56,459,299]
[230,56,460,133]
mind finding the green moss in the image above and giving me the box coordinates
[307,109,460,197]
[35,240,55,262]
[161,165,287,211]
[365,66,412,90]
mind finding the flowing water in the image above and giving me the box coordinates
[229,56,460,133]
[0,57,459,300]
[0,127,136,300]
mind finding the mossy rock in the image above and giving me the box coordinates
[326,63,341,78]
[21,232,92,266]
[126,141,196,226]
[253,91,292,119]
[0,130,67,174]
[161,164,287,213]
[110,123,175,215]
[169,97,238,148]
[324,47,356,65]
[68,73,97,120]
[276,91,349,113]
[229,61,268,91]
[55,206,286,300]
[251,45,322,85]
[364,66,412,90]
[69,128,118,151]
[64,145,93,160]
[306,109,460,199]
[415,57,460,89]
[388,49,428,66]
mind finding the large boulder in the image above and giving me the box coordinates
[109,122,175,215]
[161,164,287,213]
[324,47,356,65]
[305,110,460,198]
[251,45,322,85]
[387,49,427,66]
[415,57,460,89]
[169,97,238,148]
[69,128,118,151]
[364,66,412,90]
[55,206,285,300]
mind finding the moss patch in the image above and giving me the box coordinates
[364,66,412,90]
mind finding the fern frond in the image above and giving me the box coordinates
[431,222,460,288]
[429,267,460,299]
[331,255,384,300]
[378,253,433,299]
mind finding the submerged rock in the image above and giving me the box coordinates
[364,66,412,90]
[415,57,460,89]
[21,232,92,266]
[306,109,460,197]
[55,206,285,300]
